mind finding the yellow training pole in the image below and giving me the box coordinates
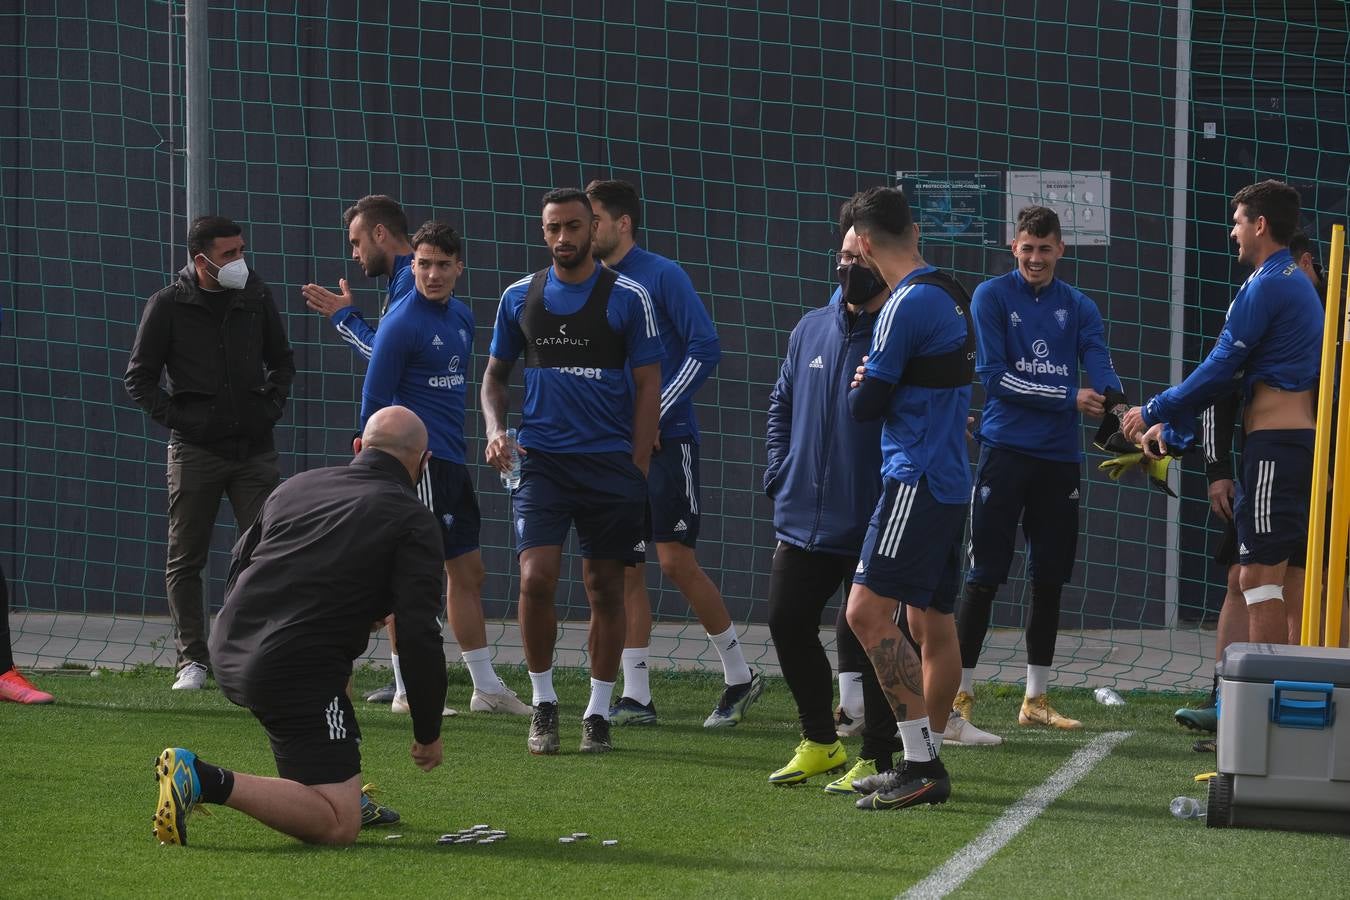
[1311,226,1348,646]
[1325,230,1349,647]
[1303,224,1344,645]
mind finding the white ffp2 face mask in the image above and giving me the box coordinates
[200,254,249,290]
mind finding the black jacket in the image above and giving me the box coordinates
[210,449,448,745]
[125,264,295,459]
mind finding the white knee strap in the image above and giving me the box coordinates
[1243,584,1284,606]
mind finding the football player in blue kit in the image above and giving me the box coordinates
[360,221,532,718]
[842,186,975,811]
[1123,180,1323,645]
[955,205,1125,735]
[585,179,763,729]
[481,188,664,755]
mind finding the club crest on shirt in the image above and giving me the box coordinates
[1054,308,1068,330]
[516,517,526,536]
[459,328,469,346]
[442,513,456,529]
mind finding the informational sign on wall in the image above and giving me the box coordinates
[1006,170,1111,246]
[896,171,1002,245]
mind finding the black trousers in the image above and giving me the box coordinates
[0,563,12,672]
[766,541,900,765]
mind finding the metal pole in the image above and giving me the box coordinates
[185,0,209,225]
[1164,0,1192,629]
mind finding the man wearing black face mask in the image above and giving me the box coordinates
[763,201,904,792]
[126,215,294,692]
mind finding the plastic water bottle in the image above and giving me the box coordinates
[1170,796,1205,820]
[1094,687,1126,706]
[500,427,521,491]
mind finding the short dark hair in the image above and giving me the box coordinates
[837,198,855,235]
[1232,180,1301,245]
[848,187,914,245]
[540,187,592,214]
[187,215,242,257]
[410,221,462,258]
[585,179,641,231]
[1287,229,1315,262]
[343,194,409,238]
[1014,206,1062,242]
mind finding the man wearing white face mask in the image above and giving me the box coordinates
[126,215,295,691]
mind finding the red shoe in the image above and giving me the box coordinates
[0,667,55,704]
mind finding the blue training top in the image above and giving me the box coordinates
[490,265,664,454]
[973,269,1122,462]
[360,291,474,464]
[330,252,416,360]
[864,265,974,504]
[612,245,721,444]
[1143,249,1323,444]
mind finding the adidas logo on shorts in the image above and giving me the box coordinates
[674,519,688,532]
[1068,489,1079,500]
[1239,543,1248,554]
[809,355,824,369]
[634,541,646,552]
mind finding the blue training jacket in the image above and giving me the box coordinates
[765,287,883,557]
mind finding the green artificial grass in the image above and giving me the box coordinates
[2,666,1347,898]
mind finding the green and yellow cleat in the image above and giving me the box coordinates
[768,738,847,785]
[825,757,876,795]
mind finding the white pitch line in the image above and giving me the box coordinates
[901,730,1133,900]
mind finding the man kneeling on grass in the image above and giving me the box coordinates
[152,405,447,846]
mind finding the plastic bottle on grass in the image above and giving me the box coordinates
[1170,796,1205,820]
[501,428,521,491]
[1094,687,1125,706]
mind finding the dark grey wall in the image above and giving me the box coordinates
[2,1,1345,633]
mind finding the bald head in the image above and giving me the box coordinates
[357,406,429,482]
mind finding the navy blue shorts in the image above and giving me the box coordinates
[852,476,965,613]
[512,449,648,564]
[648,438,700,546]
[966,445,1080,587]
[1235,429,1314,567]
[416,457,481,560]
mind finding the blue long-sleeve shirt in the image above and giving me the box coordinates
[612,245,720,443]
[330,253,416,359]
[972,269,1122,463]
[360,291,474,464]
[1143,249,1323,443]
[862,266,973,505]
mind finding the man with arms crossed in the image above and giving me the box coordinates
[843,186,974,810]
[585,178,762,728]
[482,188,663,755]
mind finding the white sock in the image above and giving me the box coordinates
[529,669,557,706]
[838,671,864,716]
[709,625,752,685]
[959,668,975,695]
[391,652,406,698]
[898,716,938,762]
[461,647,499,693]
[621,647,652,705]
[1026,664,1050,698]
[584,678,615,720]
[931,729,945,753]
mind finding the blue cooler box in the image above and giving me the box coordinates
[1210,642,1350,833]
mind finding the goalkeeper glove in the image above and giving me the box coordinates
[1097,449,1178,497]
[1098,451,1142,482]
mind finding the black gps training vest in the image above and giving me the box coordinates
[899,270,976,388]
[520,267,627,369]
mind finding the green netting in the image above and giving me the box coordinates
[1,1,1347,691]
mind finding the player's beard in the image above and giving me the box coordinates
[362,247,390,279]
[553,233,594,270]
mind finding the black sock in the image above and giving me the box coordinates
[194,758,235,805]
[1210,671,1219,706]
[906,756,946,777]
